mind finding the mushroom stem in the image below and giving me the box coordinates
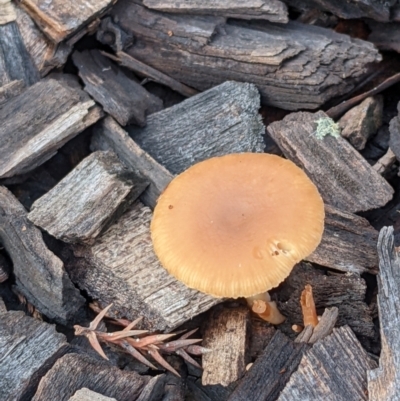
[246,293,286,325]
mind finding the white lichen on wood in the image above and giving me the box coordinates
[314,117,341,140]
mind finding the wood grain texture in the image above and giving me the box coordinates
[0,186,85,324]
[0,296,6,314]
[32,353,150,401]
[0,79,24,106]
[368,226,400,400]
[143,0,289,23]
[202,305,249,386]
[0,310,68,401]
[295,307,339,344]
[0,21,39,88]
[0,78,102,179]
[228,331,309,401]
[282,0,395,22]
[69,388,117,401]
[73,50,163,126]
[91,117,174,209]
[278,263,375,341]
[136,375,166,401]
[0,252,10,283]
[389,101,400,161]
[278,326,376,401]
[66,201,220,332]
[267,110,393,212]
[18,0,116,43]
[28,151,148,244]
[0,0,16,24]
[129,81,265,175]
[102,51,199,98]
[307,204,379,274]
[15,6,71,76]
[101,1,381,110]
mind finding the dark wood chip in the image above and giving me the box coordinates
[143,0,289,23]
[72,49,163,126]
[307,204,379,275]
[91,117,174,209]
[278,326,376,401]
[98,1,381,110]
[28,150,148,244]
[0,310,68,401]
[368,226,400,400]
[0,185,85,324]
[267,110,393,212]
[128,81,265,175]
[0,78,102,179]
[32,353,153,401]
[228,331,309,401]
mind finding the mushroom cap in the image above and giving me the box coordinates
[151,153,325,298]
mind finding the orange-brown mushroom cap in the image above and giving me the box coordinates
[151,153,325,298]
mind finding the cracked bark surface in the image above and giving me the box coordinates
[97,0,381,110]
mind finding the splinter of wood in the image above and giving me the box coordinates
[300,284,318,328]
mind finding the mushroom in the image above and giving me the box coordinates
[151,153,325,324]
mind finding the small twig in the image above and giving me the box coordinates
[326,72,400,120]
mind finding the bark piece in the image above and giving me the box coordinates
[248,319,276,361]
[278,263,375,340]
[100,1,381,110]
[15,6,72,76]
[143,0,288,23]
[0,186,85,324]
[306,204,379,274]
[389,102,400,162]
[0,78,102,179]
[129,81,264,175]
[32,353,151,401]
[91,117,174,209]
[28,151,148,244]
[69,388,117,401]
[295,307,339,344]
[0,0,16,24]
[0,310,68,401]
[339,96,383,150]
[0,296,6,314]
[282,0,395,21]
[279,326,376,401]
[66,201,220,332]
[373,148,397,175]
[202,305,249,386]
[0,252,10,283]
[368,226,400,400]
[102,51,199,98]
[228,331,309,401]
[0,21,39,88]
[267,110,393,212]
[73,50,163,126]
[18,0,116,43]
[0,79,24,106]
